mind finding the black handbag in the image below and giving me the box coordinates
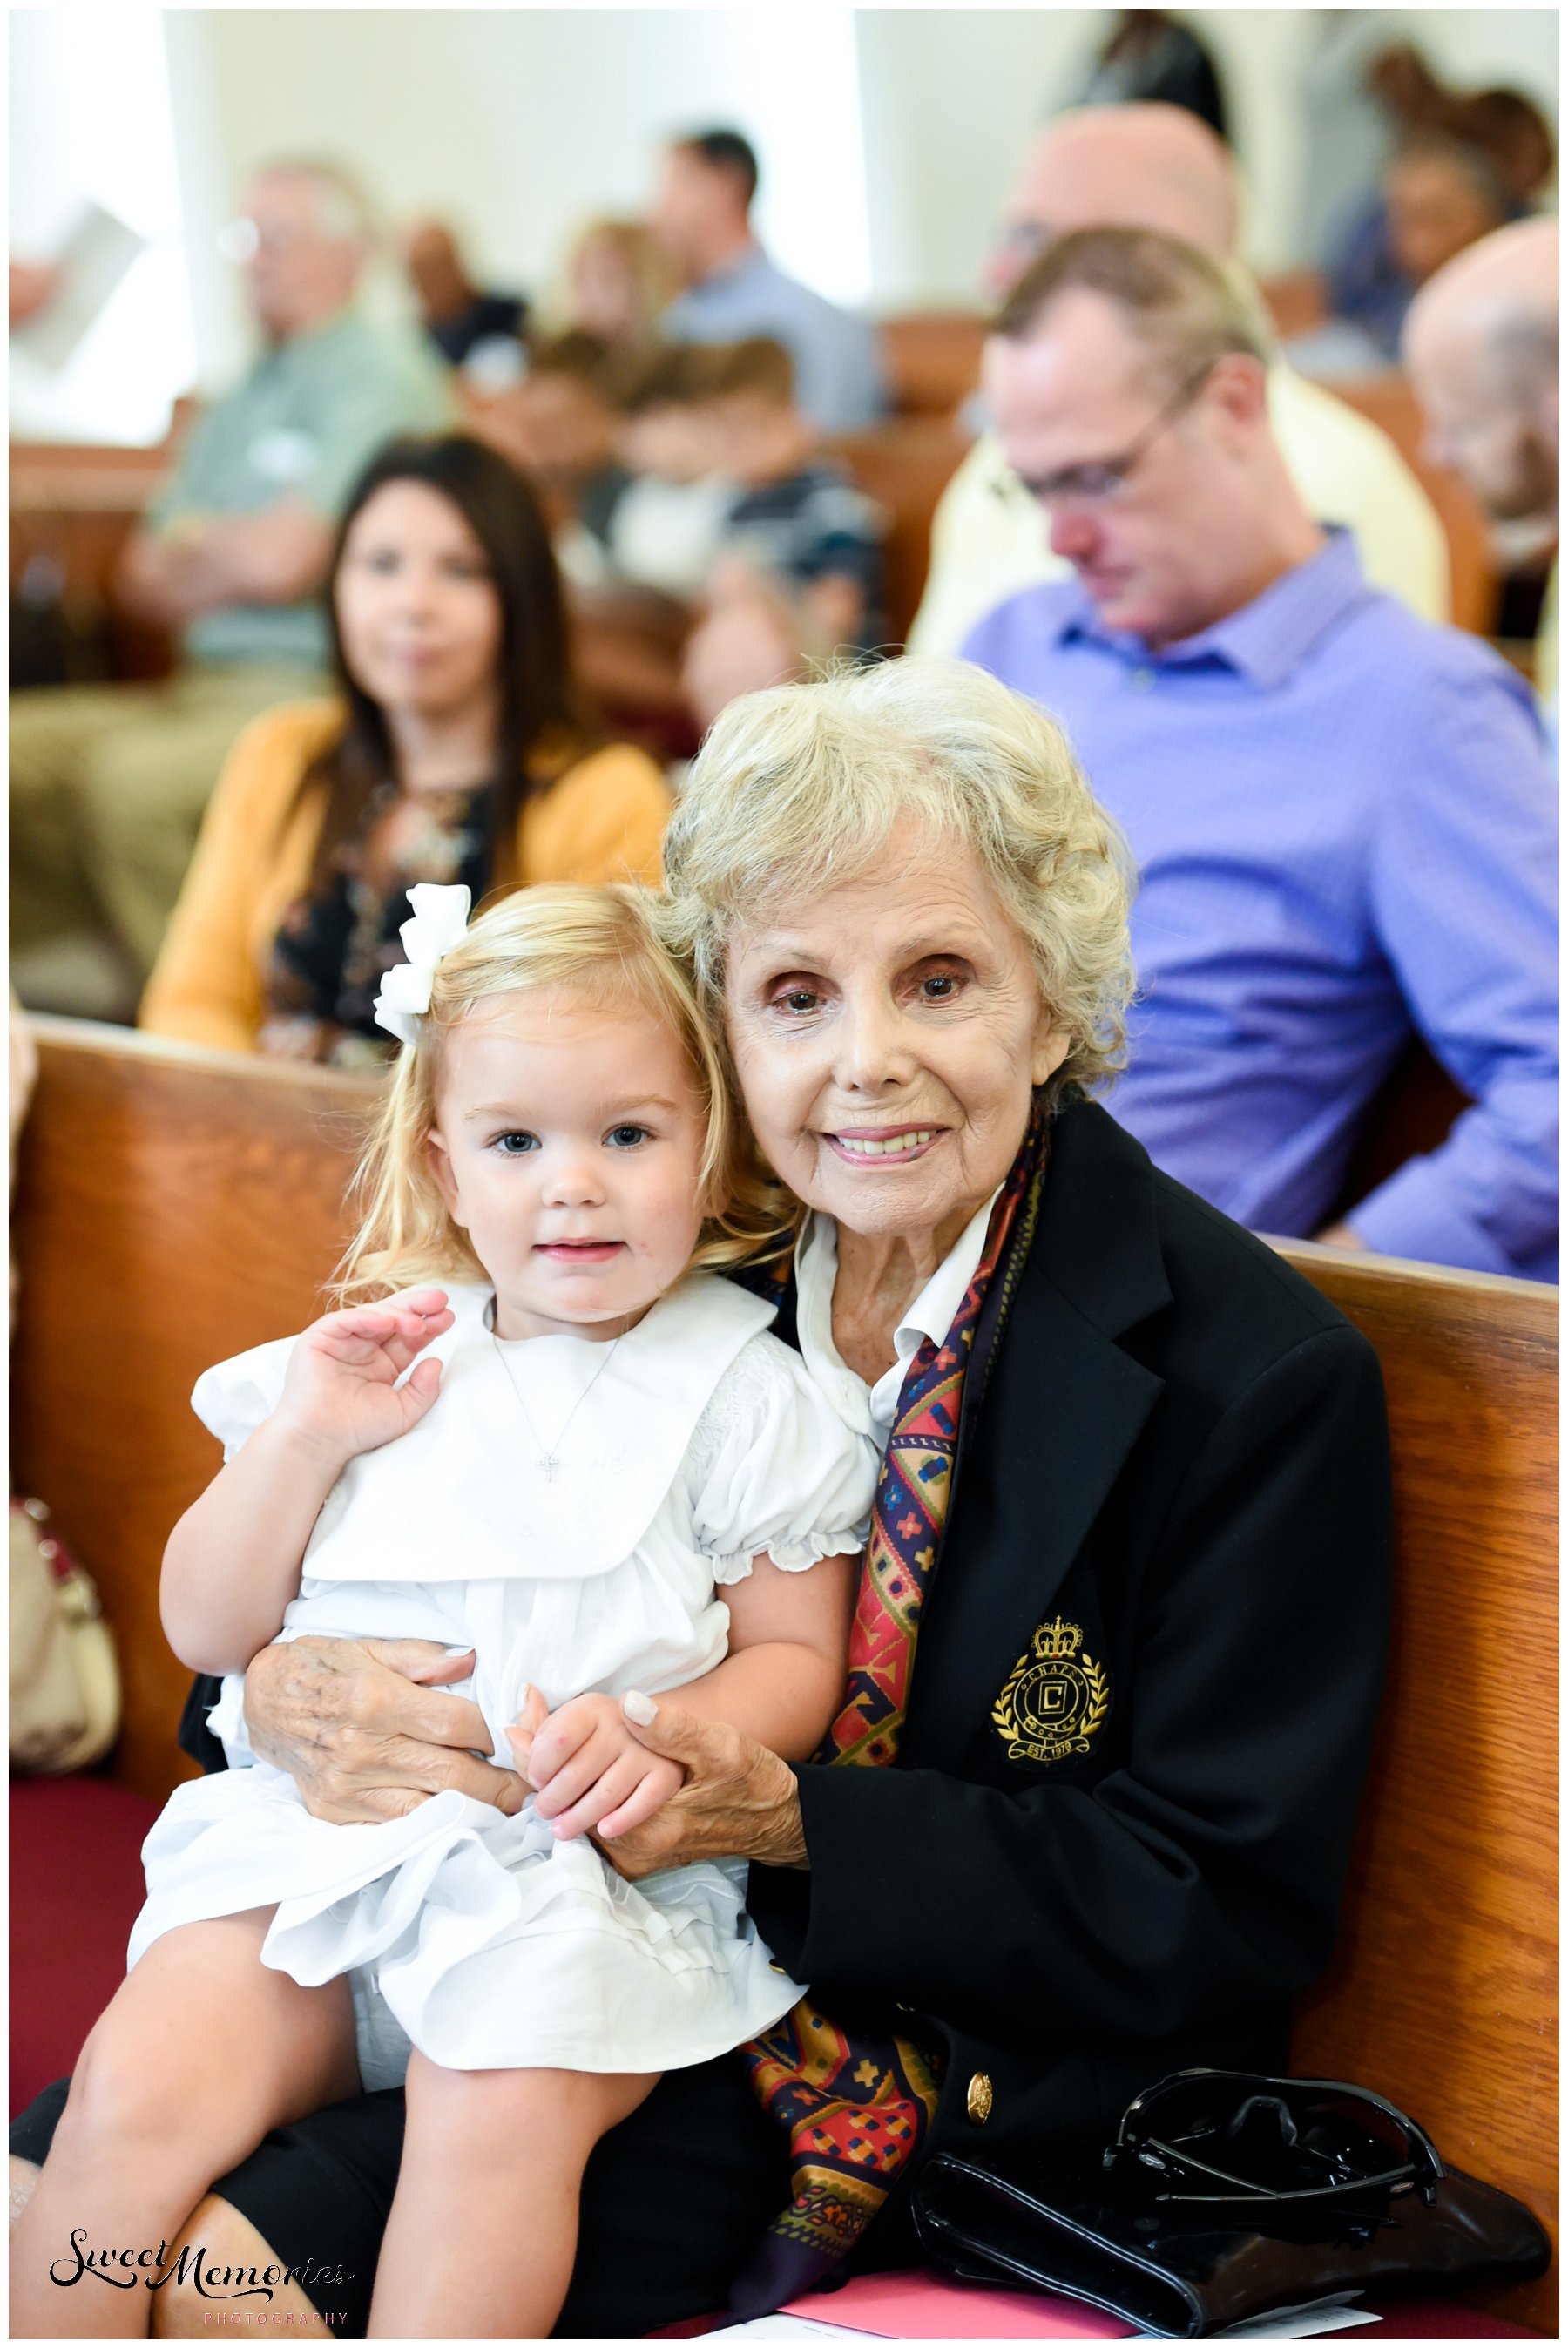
[910,2070,1551,2338]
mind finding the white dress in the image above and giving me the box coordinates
[130,1275,878,2090]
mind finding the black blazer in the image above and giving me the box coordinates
[179,1097,1391,2177]
[747,1096,1392,2175]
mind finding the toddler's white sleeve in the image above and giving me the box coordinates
[204,1672,258,1769]
[188,1332,302,1766]
[690,1336,880,1585]
[190,1334,301,1462]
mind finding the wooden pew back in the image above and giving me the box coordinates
[10,1027,1557,2322]
[1274,1239,1558,2329]
[10,436,184,682]
[878,310,987,418]
[825,417,967,647]
[10,1024,378,1797]
[1323,373,1500,637]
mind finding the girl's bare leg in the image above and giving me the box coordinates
[9,1910,358,2341]
[367,2055,659,2339]
[11,2162,330,2341]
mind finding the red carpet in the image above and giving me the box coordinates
[10,1775,158,2118]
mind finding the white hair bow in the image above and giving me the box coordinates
[371,883,473,1048]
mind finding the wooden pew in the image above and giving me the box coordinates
[1258,268,1332,343]
[1325,374,1500,637]
[10,435,182,683]
[1273,1240,1558,2330]
[878,310,986,419]
[10,1023,379,1799]
[825,416,967,648]
[10,1023,1557,2325]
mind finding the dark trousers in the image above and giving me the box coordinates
[12,2058,921,2338]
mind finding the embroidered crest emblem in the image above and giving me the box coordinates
[991,1616,1110,1764]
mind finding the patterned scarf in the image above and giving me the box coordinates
[731,1110,1051,2318]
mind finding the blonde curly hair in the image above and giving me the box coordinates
[661,658,1137,1100]
[335,883,790,1303]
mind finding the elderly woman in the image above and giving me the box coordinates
[10,661,1391,2338]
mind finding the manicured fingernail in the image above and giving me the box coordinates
[623,1690,658,1725]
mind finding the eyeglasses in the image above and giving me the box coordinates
[997,359,1216,515]
[1105,2071,1445,2210]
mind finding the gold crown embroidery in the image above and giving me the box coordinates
[991,1616,1110,1765]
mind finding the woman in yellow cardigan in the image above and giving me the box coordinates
[141,435,671,1062]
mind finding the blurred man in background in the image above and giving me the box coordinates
[1405,215,1559,736]
[651,127,886,433]
[10,159,452,1017]
[909,103,1450,653]
[963,228,1556,1282]
[402,216,527,378]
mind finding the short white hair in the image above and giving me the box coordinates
[253,157,376,246]
[663,658,1137,1098]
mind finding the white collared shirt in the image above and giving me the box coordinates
[794,1189,1003,1450]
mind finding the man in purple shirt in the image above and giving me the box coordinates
[961,227,1556,1282]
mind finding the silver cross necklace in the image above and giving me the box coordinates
[489,1311,624,1481]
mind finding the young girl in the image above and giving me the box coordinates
[11,883,875,2342]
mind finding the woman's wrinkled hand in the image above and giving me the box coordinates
[242,1636,525,1824]
[586,1693,808,1879]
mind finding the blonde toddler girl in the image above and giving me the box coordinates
[10,883,874,2340]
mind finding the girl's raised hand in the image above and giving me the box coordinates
[273,1289,455,1465]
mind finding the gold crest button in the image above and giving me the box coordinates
[966,2070,994,2125]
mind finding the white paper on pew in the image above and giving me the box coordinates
[1212,2305,1380,2338]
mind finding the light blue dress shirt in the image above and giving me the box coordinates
[663,242,886,434]
[963,531,1558,1282]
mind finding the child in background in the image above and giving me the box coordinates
[703,335,885,653]
[462,329,625,530]
[564,344,739,600]
[10,883,874,2341]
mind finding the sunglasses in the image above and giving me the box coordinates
[1105,2070,1445,2210]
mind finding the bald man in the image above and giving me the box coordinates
[1405,218,1558,722]
[909,105,1450,653]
